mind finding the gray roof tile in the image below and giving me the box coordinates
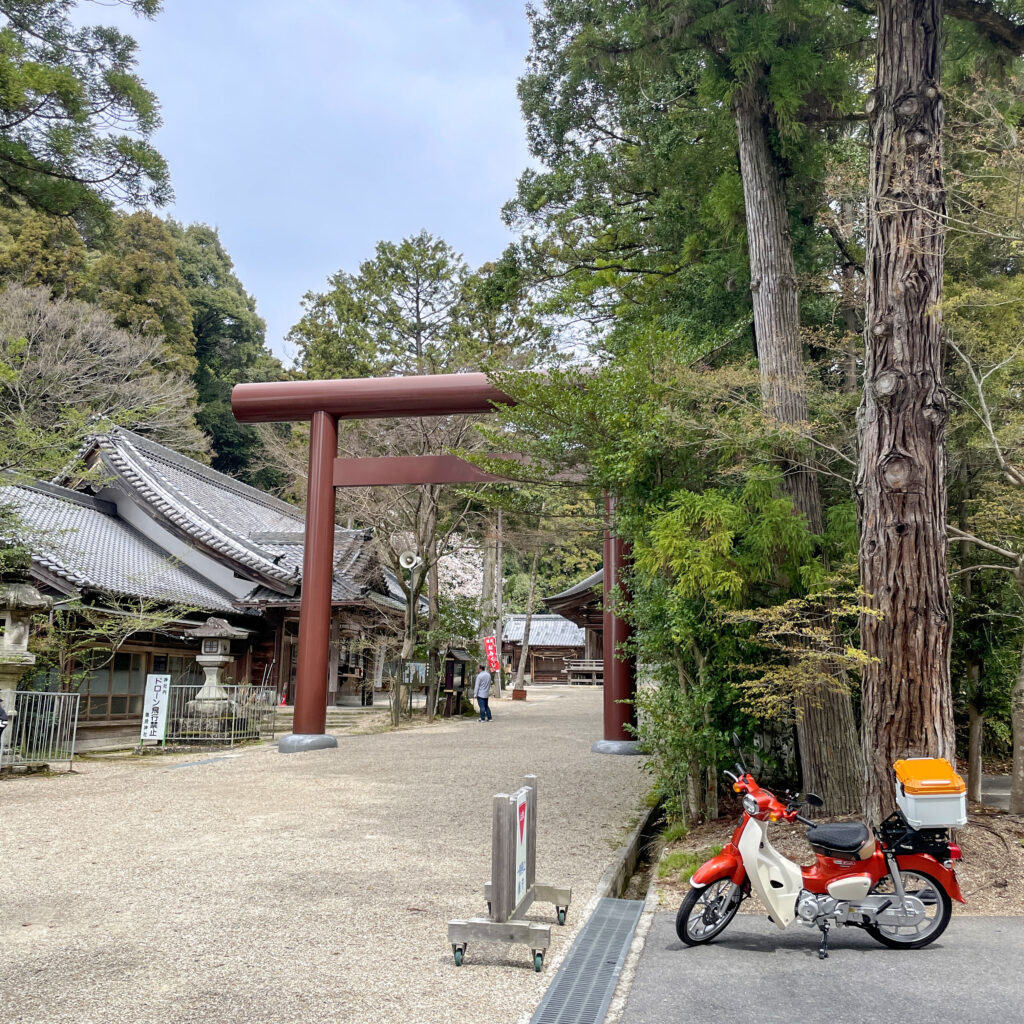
[502,614,585,647]
[2,482,237,612]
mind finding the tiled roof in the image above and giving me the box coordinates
[502,614,585,648]
[237,534,380,607]
[546,568,603,602]
[50,428,406,616]
[65,429,303,590]
[1,481,237,612]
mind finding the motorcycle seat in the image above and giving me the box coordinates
[805,822,871,854]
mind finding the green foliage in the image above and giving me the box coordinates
[291,231,476,379]
[0,210,85,295]
[169,221,285,487]
[89,211,196,374]
[0,3,169,222]
[658,845,722,884]
[662,821,689,845]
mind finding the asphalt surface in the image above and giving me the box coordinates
[620,913,1024,1024]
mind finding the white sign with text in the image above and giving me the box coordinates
[140,674,171,742]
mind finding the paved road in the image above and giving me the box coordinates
[0,686,645,1024]
[620,913,1023,1024]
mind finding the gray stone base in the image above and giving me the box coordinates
[591,739,643,756]
[278,733,338,754]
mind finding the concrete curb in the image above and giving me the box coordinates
[596,800,662,899]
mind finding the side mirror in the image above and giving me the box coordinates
[805,793,824,808]
[731,732,742,751]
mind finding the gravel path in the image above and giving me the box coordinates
[0,686,646,1024]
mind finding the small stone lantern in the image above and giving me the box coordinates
[183,618,249,716]
[0,581,52,754]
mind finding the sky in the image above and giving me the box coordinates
[96,0,534,364]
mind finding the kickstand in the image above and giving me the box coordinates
[817,920,830,960]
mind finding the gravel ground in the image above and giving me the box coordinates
[0,686,646,1024]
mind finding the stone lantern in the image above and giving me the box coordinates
[0,580,52,755]
[183,617,249,715]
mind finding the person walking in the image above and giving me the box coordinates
[473,664,493,722]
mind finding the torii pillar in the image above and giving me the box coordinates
[592,495,640,755]
[231,372,638,754]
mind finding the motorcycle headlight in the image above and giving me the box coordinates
[742,793,759,816]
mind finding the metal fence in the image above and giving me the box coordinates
[0,691,81,772]
[162,684,277,746]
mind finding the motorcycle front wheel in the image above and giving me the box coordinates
[676,879,740,945]
[864,868,952,949]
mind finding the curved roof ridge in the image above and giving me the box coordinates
[112,427,305,520]
[96,433,299,588]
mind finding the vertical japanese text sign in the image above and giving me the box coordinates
[140,674,171,742]
[483,636,500,673]
[515,789,528,907]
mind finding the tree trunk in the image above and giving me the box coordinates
[495,509,505,692]
[1011,648,1024,815]
[515,552,540,690]
[734,84,862,814]
[967,699,983,805]
[857,0,955,824]
[426,545,440,720]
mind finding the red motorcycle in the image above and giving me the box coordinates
[677,741,965,958]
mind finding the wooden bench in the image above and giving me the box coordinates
[565,659,603,685]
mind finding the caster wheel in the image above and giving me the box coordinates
[454,948,464,966]
[557,907,567,926]
[533,952,543,972]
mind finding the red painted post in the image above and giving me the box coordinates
[292,410,338,738]
[602,495,636,743]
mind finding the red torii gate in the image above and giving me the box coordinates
[231,372,637,754]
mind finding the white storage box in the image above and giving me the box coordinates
[893,758,967,829]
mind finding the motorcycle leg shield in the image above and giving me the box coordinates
[690,844,746,888]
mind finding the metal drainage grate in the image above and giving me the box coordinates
[530,897,644,1024]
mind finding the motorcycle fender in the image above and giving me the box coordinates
[896,852,967,904]
[690,844,745,888]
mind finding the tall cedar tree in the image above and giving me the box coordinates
[0,2,169,221]
[856,0,1024,820]
[516,0,867,811]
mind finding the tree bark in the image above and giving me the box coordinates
[734,84,862,814]
[967,698,983,805]
[1012,646,1024,814]
[426,543,440,720]
[857,0,955,823]
[514,551,540,690]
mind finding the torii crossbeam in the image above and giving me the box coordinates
[231,372,636,753]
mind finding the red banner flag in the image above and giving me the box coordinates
[483,635,500,672]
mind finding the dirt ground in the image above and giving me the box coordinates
[656,800,1024,917]
[0,686,646,1024]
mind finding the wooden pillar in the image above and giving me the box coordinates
[603,494,636,742]
[292,410,338,737]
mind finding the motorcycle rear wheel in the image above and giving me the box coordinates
[676,879,740,945]
[864,868,952,949]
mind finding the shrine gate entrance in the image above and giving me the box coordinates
[231,373,637,754]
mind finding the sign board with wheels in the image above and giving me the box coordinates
[447,774,572,971]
